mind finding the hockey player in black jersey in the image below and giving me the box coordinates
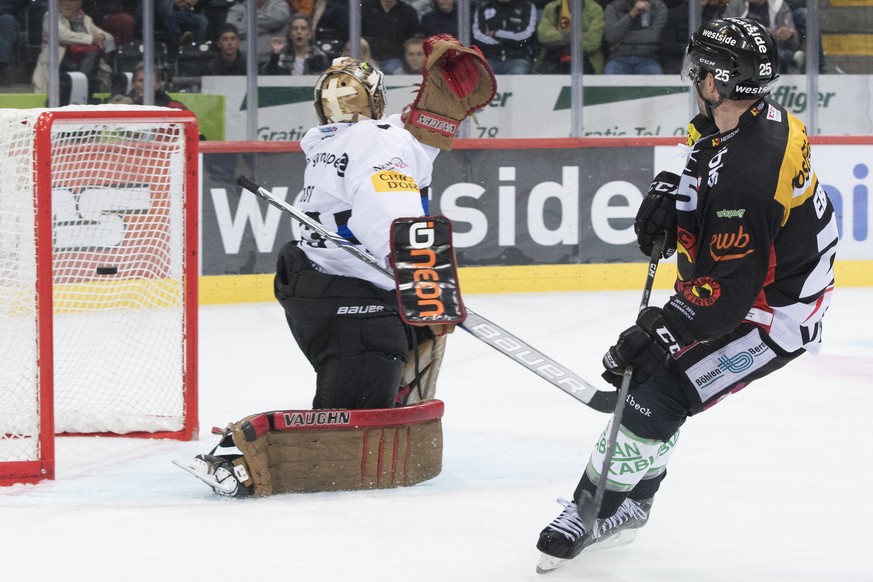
[536,17,839,573]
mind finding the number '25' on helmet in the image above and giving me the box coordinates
[314,57,387,124]
[681,17,780,101]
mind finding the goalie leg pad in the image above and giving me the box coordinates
[228,400,445,496]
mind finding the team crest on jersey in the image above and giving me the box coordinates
[680,276,721,307]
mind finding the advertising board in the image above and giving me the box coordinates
[201,74,871,140]
[201,139,871,298]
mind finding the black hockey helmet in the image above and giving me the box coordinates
[681,18,780,101]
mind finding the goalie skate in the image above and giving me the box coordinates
[172,455,252,498]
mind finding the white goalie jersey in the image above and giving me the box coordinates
[295,114,439,290]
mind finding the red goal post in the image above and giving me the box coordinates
[0,106,200,486]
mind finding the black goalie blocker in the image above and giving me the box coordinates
[390,216,465,326]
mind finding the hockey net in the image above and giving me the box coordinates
[0,106,199,485]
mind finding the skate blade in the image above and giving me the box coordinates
[172,459,225,490]
[589,528,639,552]
[536,553,565,574]
[535,530,641,574]
[172,458,210,480]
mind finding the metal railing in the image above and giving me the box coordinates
[37,0,841,138]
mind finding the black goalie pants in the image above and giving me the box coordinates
[274,242,412,410]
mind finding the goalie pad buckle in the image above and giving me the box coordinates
[390,216,465,326]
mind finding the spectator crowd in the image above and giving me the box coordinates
[0,0,818,102]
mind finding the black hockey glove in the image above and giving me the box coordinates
[601,307,684,388]
[635,171,680,259]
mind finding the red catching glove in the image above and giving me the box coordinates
[403,34,497,150]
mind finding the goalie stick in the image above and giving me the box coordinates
[236,176,616,414]
[576,235,667,531]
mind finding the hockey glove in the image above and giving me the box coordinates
[601,307,686,388]
[403,34,497,150]
[635,170,680,259]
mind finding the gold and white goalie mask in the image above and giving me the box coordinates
[314,57,387,124]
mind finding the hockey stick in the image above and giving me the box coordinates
[236,176,616,414]
[577,234,667,531]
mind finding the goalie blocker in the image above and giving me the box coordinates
[180,400,445,497]
[390,215,465,328]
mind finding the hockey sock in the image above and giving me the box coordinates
[629,471,667,501]
[626,429,680,501]
[574,423,680,517]
[640,428,679,482]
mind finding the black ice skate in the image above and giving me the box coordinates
[172,454,253,498]
[535,496,652,574]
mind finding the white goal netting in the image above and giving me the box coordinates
[1,106,197,475]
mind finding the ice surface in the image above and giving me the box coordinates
[3,287,871,581]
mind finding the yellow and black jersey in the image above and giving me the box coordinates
[665,98,839,354]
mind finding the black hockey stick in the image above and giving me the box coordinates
[236,176,616,414]
[577,234,667,531]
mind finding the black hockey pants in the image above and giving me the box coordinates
[274,242,412,410]
[576,322,803,515]
[622,321,803,442]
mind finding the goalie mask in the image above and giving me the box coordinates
[314,57,386,124]
[681,18,780,102]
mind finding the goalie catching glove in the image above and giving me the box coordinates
[403,34,497,150]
